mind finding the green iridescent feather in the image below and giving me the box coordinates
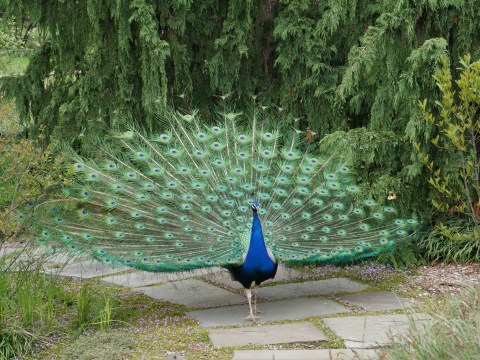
[28,111,418,271]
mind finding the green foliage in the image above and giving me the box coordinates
[0,14,38,74]
[413,56,480,263]
[0,102,66,239]
[384,286,480,360]
[374,241,426,269]
[61,331,134,360]
[418,56,480,223]
[0,1,475,139]
[0,262,119,359]
[418,217,480,263]
[2,0,480,237]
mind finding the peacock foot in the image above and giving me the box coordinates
[244,313,260,322]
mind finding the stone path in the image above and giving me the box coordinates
[1,247,431,359]
[210,322,327,347]
[233,349,380,360]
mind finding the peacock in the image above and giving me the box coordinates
[26,109,417,321]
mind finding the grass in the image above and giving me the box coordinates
[381,286,480,360]
[0,257,121,359]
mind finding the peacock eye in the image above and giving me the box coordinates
[199,133,205,138]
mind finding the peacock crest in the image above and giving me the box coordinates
[28,110,418,272]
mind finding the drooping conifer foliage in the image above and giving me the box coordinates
[1,0,480,218]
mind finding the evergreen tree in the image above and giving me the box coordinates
[1,0,480,217]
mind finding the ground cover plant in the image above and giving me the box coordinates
[0,261,120,359]
[383,286,480,360]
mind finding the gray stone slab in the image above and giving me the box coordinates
[13,246,84,265]
[209,322,327,347]
[323,313,432,348]
[135,279,246,308]
[43,260,126,279]
[0,247,22,257]
[234,349,379,360]
[339,291,416,311]
[102,267,222,287]
[188,297,350,327]
[204,265,303,289]
[258,278,368,300]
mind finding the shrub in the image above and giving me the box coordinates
[418,217,479,263]
[416,55,480,262]
[0,101,66,239]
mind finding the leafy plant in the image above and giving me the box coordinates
[0,103,67,239]
[418,55,480,223]
[415,55,480,261]
[418,217,480,263]
[0,261,120,359]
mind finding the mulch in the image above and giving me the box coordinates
[402,263,480,296]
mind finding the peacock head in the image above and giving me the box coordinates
[251,200,260,212]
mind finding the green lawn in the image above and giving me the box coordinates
[1,56,29,75]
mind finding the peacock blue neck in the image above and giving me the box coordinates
[244,210,270,264]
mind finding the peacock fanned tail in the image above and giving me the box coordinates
[26,110,418,271]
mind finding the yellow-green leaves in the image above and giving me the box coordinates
[419,55,480,223]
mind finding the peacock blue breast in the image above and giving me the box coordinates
[228,206,278,289]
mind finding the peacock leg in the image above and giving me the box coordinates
[244,289,258,321]
[252,285,262,315]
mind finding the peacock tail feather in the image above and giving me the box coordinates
[27,110,418,271]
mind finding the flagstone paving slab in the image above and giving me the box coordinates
[323,313,432,348]
[0,247,22,257]
[188,297,350,327]
[203,265,303,289]
[257,278,368,300]
[339,291,416,311]
[209,322,327,347]
[135,279,246,308]
[233,349,379,360]
[43,260,126,279]
[102,268,222,287]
